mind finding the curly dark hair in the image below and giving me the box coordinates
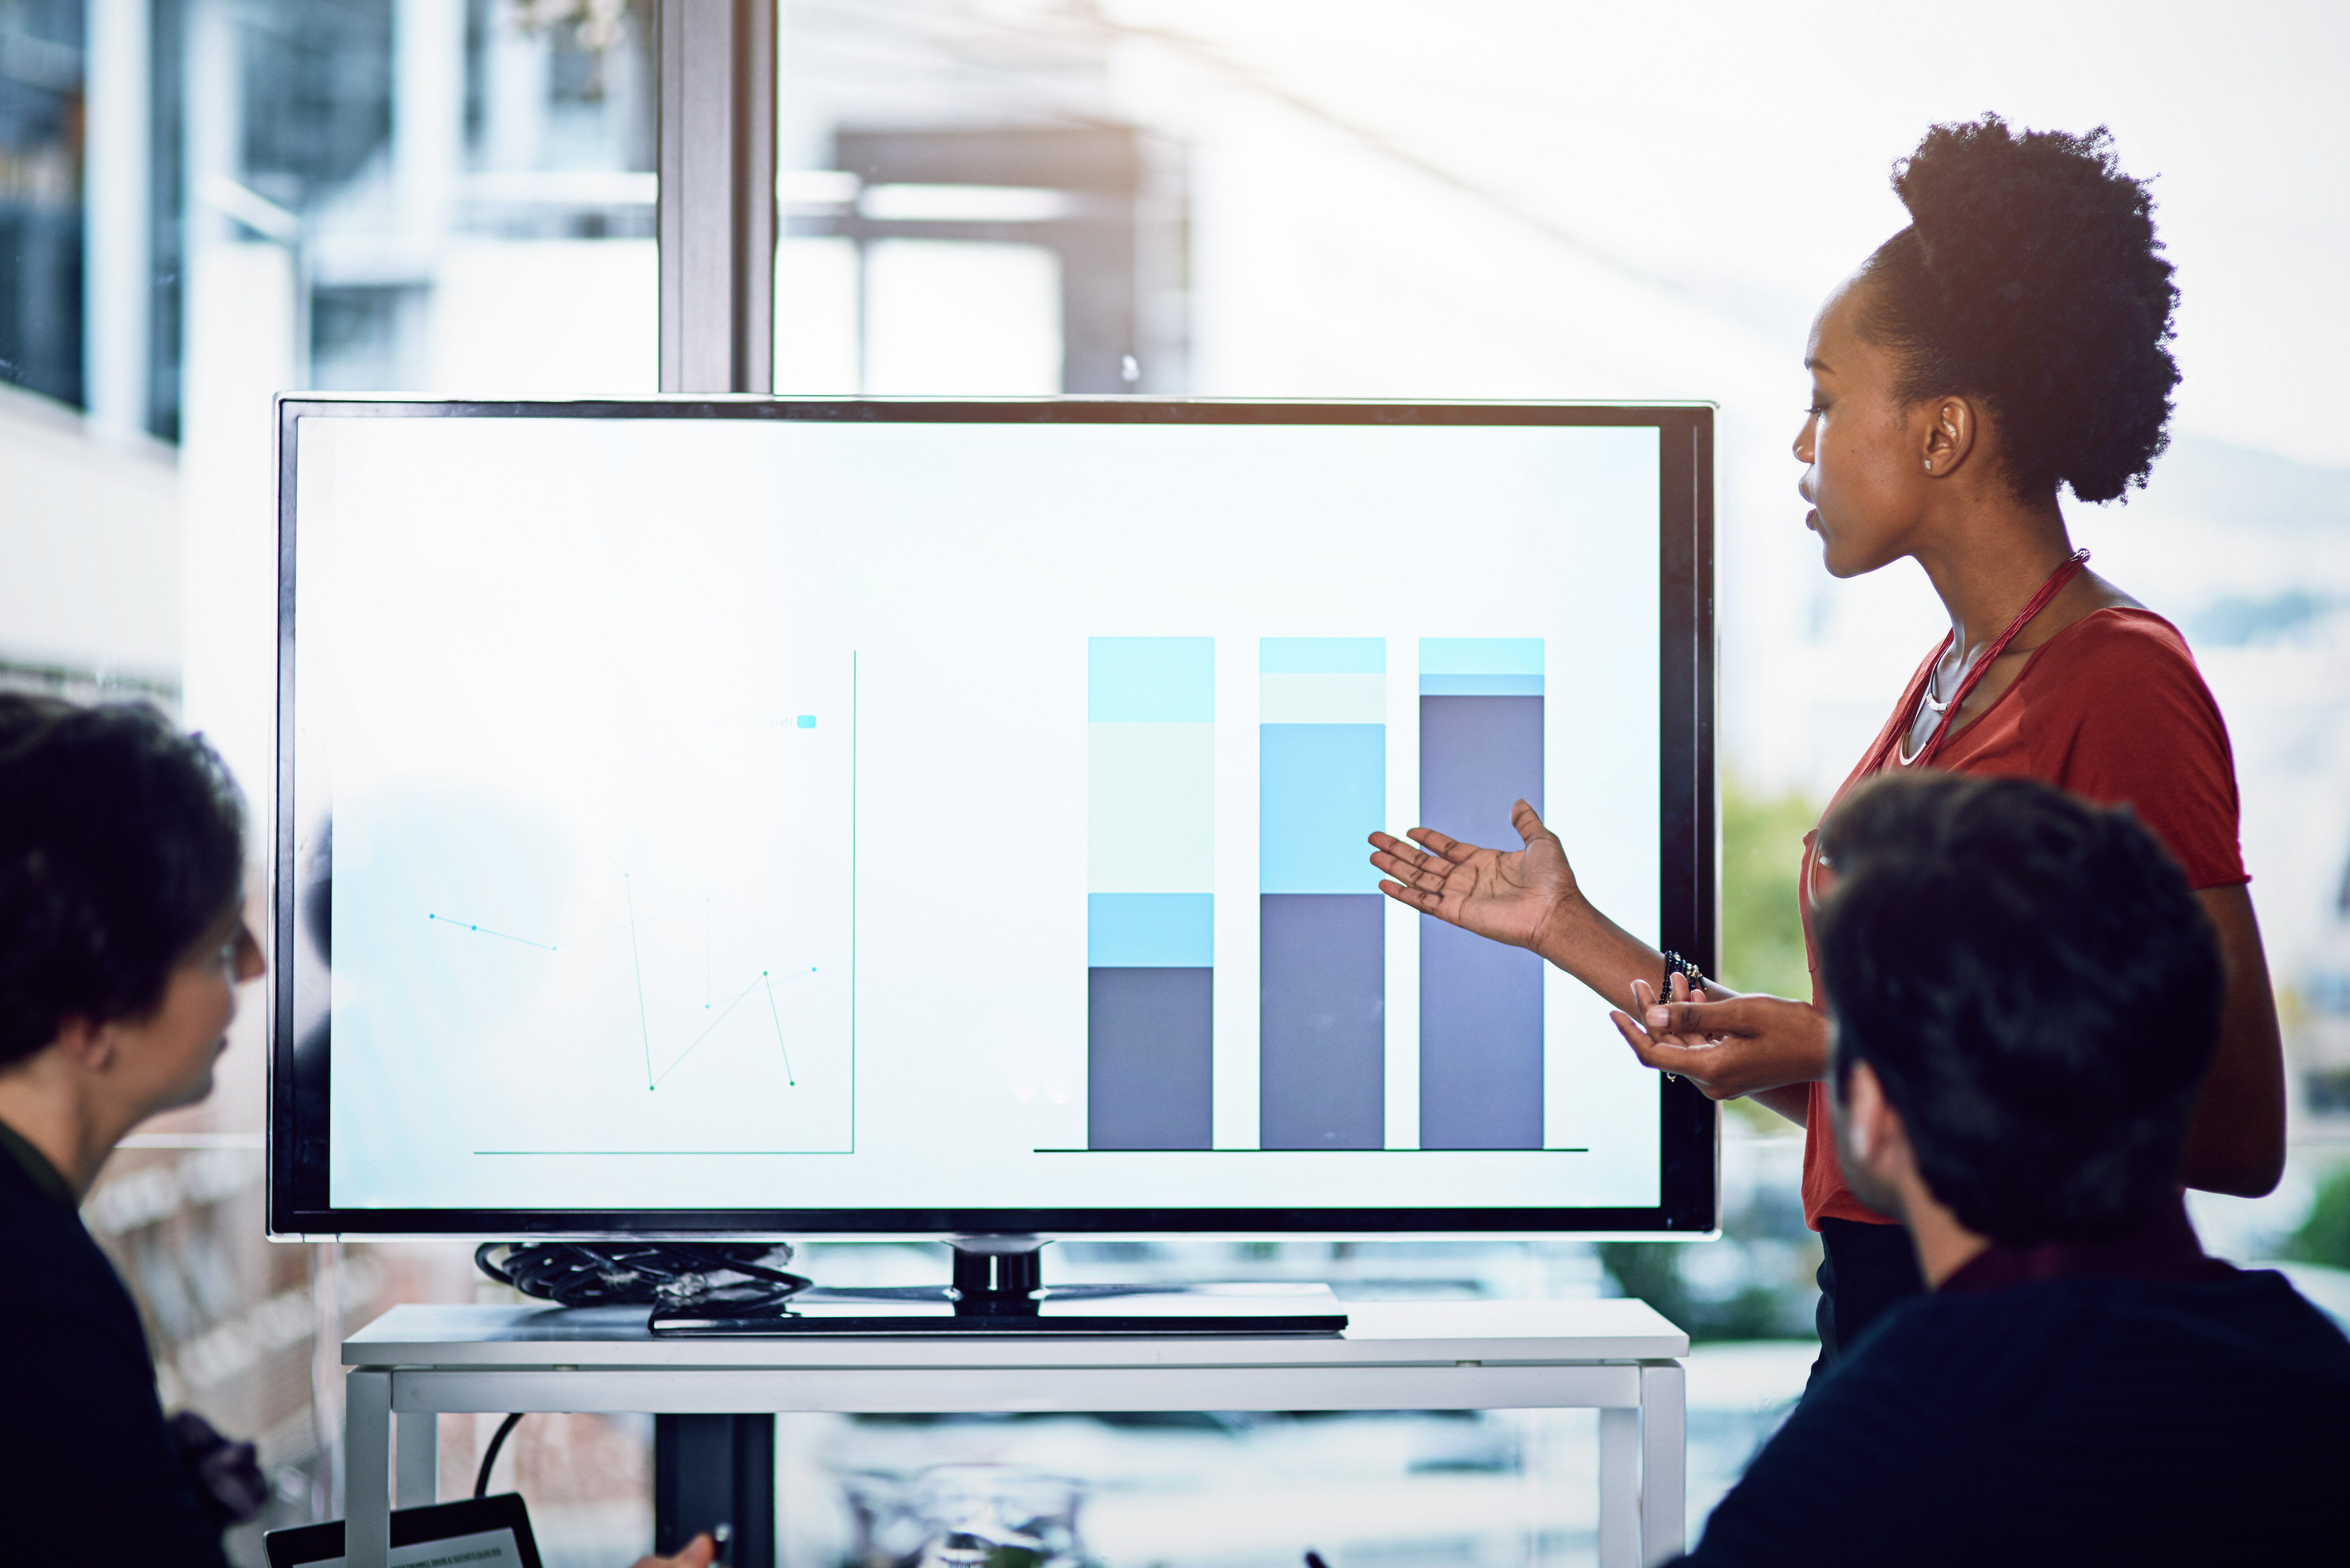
[0,696,247,1066]
[1858,114,2180,504]
[1819,771,2221,1245]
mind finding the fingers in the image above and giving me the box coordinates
[1510,798,1558,847]
[1369,846,1455,898]
[1378,878,1443,913]
[1405,826,1485,865]
[1643,996,1773,1039]
[1611,1013,1722,1078]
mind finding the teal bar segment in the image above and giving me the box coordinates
[1089,893,1215,967]
[1089,637,1216,722]
[1420,673,1544,696]
[1420,637,1544,677]
[1260,723,1386,893]
[1260,637,1385,675]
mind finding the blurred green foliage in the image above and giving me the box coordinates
[2286,1163,2350,1268]
[1716,771,1821,1002]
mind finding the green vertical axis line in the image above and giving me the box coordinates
[850,649,857,1153]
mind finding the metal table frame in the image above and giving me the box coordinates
[344,1298,1688,1568]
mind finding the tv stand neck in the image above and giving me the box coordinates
[948,1234,1046,1317]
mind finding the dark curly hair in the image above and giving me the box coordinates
[0,696,247,1066]
[1858,114,2179,503]
[1819,771,2220,1245]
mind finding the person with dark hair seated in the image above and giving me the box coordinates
[0,695,718,1565]
[1674,772,2350,1564]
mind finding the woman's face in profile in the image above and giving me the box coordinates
[120,903,265,1116]
[1793,277,1931,580]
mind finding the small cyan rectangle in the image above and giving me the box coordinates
[1419,637,1544,677]
[1088,893,1215,967]
[1089,637,1216,723]
[1419,673,1543,696]
[1260,637,1386,675]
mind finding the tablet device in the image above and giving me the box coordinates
[263,1493,543,1568]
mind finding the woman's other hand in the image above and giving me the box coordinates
[1609,976,1831,1102]
[633,1534,718,1568]
[1369,800,1581,954]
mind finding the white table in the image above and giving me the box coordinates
[344,1298,1689,1568]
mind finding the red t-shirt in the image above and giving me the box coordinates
[1797,607,2247,1229]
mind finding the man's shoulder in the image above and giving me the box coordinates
[0,1162,146,1334]
[1682,1274,2350,1564]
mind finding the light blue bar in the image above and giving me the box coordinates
[1419,673,1544,696]
[1261,637,1385,675]
[1089,637,1215,723]
[1089,893,1215,967]
[1419,637,1545,677]
[1260,724,1386,894]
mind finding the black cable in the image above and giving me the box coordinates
[474,1241,811,1312]
[473,1411,526,1499]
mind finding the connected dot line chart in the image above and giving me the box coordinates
[426,878,819,1093]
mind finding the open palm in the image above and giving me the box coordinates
[1368,799,1579,952]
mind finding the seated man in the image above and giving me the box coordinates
[1678,772,2350,1564]
[0,696,716,1565]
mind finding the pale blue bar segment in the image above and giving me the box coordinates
[1419,637,1544,676]
[1260,637,1385,675]
[1089,893,1215,967]
[1419,673,1544,696]
[1089,637,1215,722]
[1260,723,1386,893]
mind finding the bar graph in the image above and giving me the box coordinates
[1086,637,1215,1149]
[1259,638,1386,1149]
[1418,638,1546,1149]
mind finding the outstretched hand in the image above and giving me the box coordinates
[1609,978,1831,1101]
[1368,800,1580,954]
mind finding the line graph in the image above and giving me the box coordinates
[648,966,816,1090]
[426,913,558,951]
[425,873,822,1097]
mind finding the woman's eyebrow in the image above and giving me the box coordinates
[1804,355,1835,374]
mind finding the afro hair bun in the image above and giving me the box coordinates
[1862,114,2180,504]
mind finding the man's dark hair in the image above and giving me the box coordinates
[1818,772,2221,1246]
[0,696,247,1066]
[1859,114,2179,503]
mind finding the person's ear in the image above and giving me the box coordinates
[49,1016,120,1075]
[1843,1059,1907,1175]
[1917,395,1978,480]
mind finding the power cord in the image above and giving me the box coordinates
[473,1411,526,1499]
[473,1241,811,1312]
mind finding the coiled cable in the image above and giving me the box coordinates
[474,1241,810,1312]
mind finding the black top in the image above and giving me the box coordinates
[1678,1236,2350,1564]
[0,1119,230,1565]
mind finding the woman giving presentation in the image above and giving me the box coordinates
[1368,114,2285,1369]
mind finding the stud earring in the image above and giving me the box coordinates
[1923,459,1934,473]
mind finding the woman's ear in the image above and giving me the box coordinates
[1918,394,1979,480]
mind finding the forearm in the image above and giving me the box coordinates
[2183,888,2285,1196]
[1531,895,1679,1015]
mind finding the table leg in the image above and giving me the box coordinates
[1597,1405,1637,1568]
[346,1369,394,1568]
[1640,1362,1687,1565]
[397,1410,438,1508]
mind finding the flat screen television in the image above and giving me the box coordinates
[269,397,1718,1241]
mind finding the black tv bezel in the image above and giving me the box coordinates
[268,396,1718,1239]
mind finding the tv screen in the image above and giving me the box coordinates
[271,398,1717,1238]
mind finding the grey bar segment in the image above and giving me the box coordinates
[1259,893,1385,1149]
[1087,967,1213,1149]
[1419,694,1545,1150]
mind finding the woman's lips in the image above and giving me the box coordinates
[1806,508,1821,533]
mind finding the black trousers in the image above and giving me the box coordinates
[1808,1216,1926,1391]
